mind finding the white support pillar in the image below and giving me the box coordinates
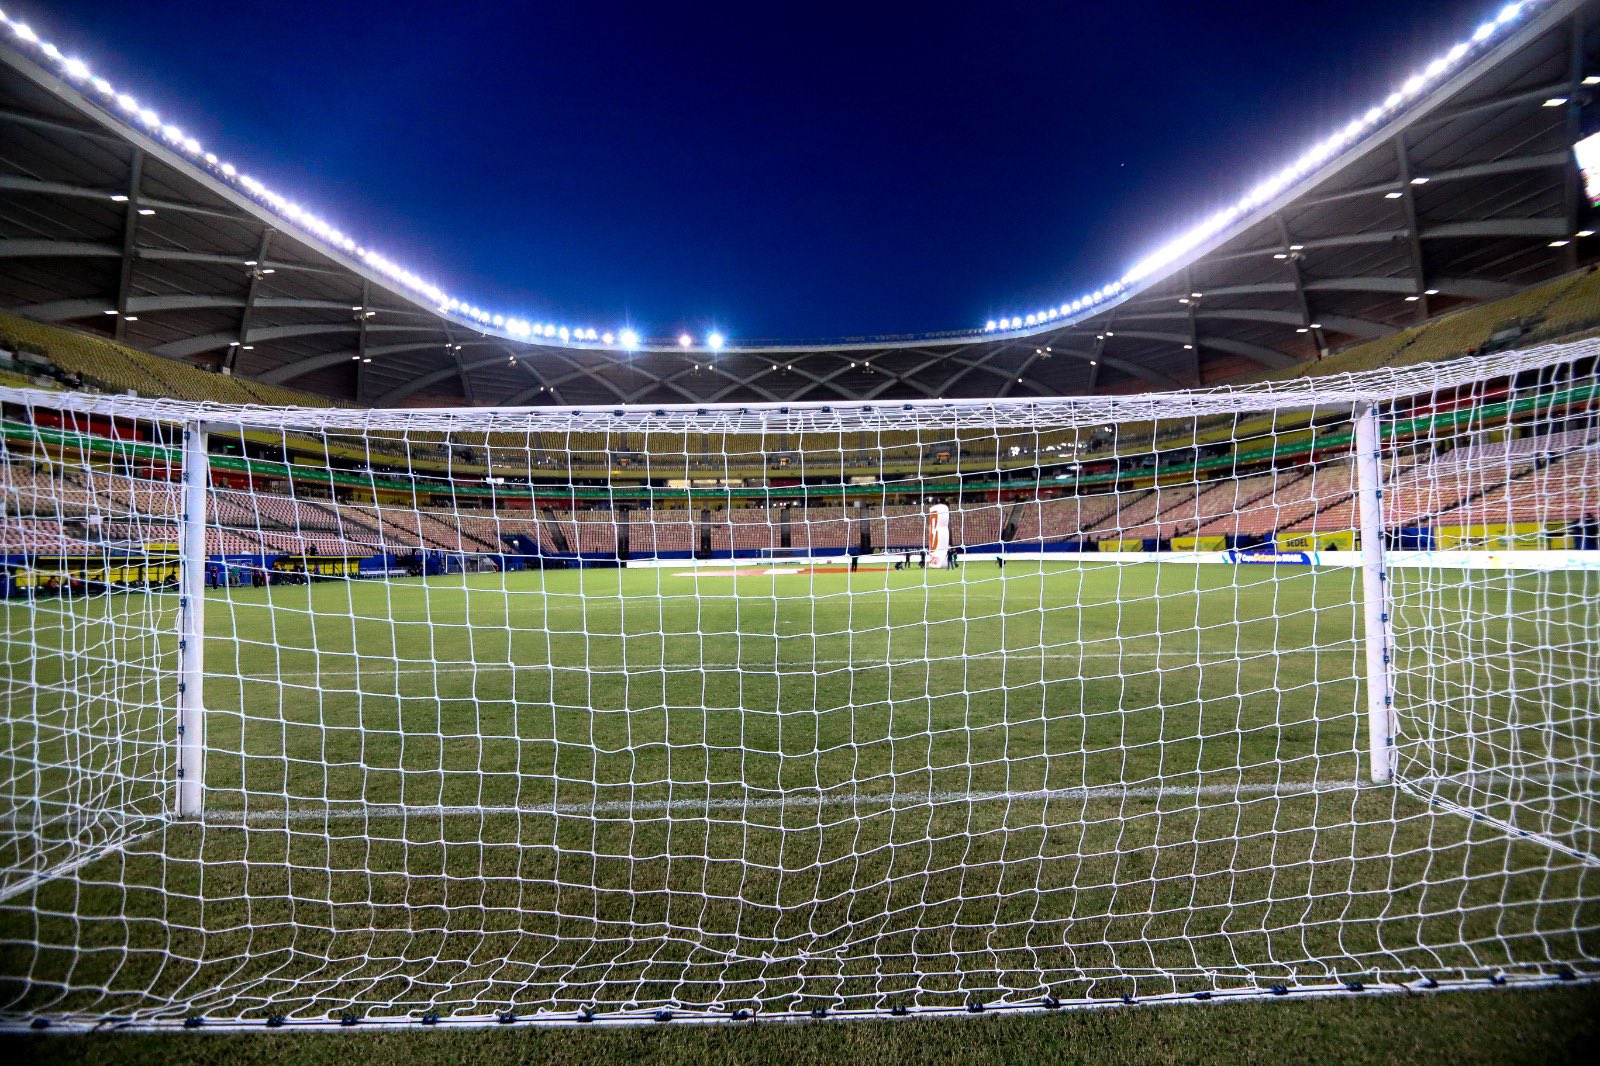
[176,421,209,818]
[1353,401,1397,784]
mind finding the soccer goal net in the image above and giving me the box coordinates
[0,341,1596,1029]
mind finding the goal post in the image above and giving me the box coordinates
[0,341,1596,1029]
[1353,400,1397,784]
[176,419,208,819]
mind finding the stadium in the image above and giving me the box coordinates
[0,0,1598,1061]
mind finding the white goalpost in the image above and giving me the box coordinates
[0,341,1596,1030]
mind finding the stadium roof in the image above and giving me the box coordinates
[1,0,1598,407]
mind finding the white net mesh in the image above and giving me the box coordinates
[0,341,1596,1029]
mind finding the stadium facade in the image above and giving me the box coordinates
[2,0,1599,406]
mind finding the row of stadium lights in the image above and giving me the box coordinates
[983,1,1539,337]
[0,8,731,355]
[0,2,1543,354]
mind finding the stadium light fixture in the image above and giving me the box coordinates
[137,207,154,216]
[102,309,117,315]
[1578,230,1596,238]
[1385,191,1404,199]
[618,329,640,349]
[109,193,128,202]
[1544,97,1569,107]
[1550,239,1571,247]
[1410,176,1430,185]
[707,332,725,351]
[678,334,693,348]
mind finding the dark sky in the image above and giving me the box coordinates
[22,1,1494,341]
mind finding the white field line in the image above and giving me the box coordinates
[254,650,1588,681]
[203,780,1373,822]
[184,770,1595,823]
[2,772,1588,827]
[254,649,1336,681]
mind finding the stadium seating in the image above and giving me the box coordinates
[1194,465,1336,539]
[0,517,96,554]
[1439,451,1598,527]
[7,264,1600,566]
[706,508,771,553]
[0,311,347,409]
[1,462,100,518]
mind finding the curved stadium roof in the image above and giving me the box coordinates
[1,0,1598,407]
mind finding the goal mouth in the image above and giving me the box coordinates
[2,341,1598,1029]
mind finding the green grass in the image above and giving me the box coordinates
[1,561,1595,1028]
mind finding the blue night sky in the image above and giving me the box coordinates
[22,1,1491,341]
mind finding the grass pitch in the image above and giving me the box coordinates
[1,561,1595,1025]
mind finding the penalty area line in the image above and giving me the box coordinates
[205,779,1373,823]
